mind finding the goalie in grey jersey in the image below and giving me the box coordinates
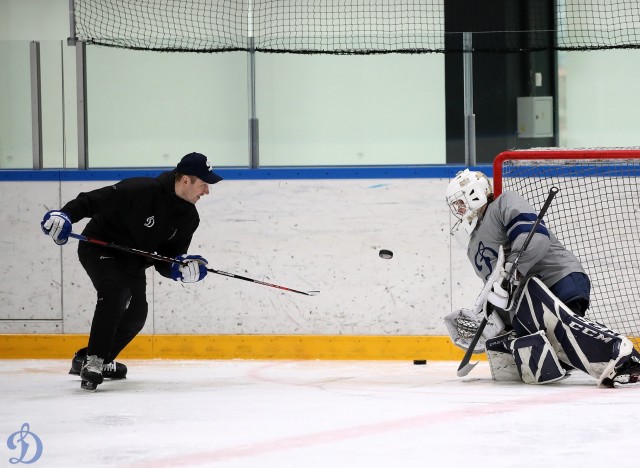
[444,169,640,388]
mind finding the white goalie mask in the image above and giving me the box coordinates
[446,169,492,244]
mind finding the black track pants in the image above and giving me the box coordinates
[78,243,148,362]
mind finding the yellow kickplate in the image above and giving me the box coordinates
[0,334,474,361]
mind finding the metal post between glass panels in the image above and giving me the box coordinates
[463,32,476,167]
[30,41,43,169]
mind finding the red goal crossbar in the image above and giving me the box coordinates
[493,149,640,196]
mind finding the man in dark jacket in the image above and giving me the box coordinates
[41,152,223,391]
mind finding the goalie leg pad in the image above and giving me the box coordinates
[512,330,566,384]
[485,332,520,382]
[512,277,633,383]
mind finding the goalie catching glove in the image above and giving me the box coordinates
[170,254,208,283]
[445,307,506,354]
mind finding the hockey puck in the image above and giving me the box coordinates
[379,249,393,259]
[413,360,427,365]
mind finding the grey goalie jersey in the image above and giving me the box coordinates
[467,190,585,287]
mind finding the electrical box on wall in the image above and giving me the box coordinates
[517,96,553,138]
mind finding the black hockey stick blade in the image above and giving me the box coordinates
[457,361,479,377]
[457,316,488,377]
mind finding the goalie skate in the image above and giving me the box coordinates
[602,355,640,389]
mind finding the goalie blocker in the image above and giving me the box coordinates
[484,276,637,386]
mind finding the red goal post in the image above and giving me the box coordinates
[493,148,640,343]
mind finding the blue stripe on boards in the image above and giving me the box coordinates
[0,165,495,182]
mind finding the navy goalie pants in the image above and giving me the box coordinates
[549,272,591,317]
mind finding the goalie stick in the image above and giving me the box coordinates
[68,232,320,296]
[456,186,559,377]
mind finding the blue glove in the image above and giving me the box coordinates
[170,255,208,283]
[41,211,72,245]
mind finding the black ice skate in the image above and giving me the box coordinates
[69,348,127,379]
[80,355,104,392]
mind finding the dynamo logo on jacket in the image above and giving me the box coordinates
[474,241,498,281]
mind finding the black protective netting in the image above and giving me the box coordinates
[495,149,640,339]
[72,0,640,54]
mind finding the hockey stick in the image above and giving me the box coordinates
[68,232,320,296]
[456,186,559,377]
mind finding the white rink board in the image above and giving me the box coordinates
[0,178,481,335]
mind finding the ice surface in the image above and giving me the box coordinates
[1,359,638,467]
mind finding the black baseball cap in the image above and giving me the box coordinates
[176,152,223,184]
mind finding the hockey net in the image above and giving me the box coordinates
[71,0,640,54]
[494,148,640,344]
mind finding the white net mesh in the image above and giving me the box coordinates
[494,148,640,341]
